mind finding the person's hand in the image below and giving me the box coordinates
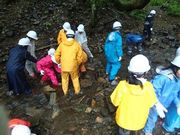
[150,28,153,31]
[155,102,167,118]
[40,70,45,75]
[118,57,122,61]
[58,64,61,68]
[177,106,180,116]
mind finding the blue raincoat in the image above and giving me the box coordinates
[126,34,143,44]
[163,91,180,132]
[143,69,180,133]
[104,31,123,81]
[6,45,37,95]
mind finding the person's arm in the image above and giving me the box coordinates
[55,45,61,64]
[25,52,37,63]
[116,33,123,59]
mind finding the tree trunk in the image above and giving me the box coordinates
[112,0,150,11]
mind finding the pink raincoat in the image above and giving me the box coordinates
[36,55,61,88]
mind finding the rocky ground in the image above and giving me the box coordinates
[0,0,179,135]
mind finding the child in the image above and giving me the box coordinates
[75,24,94,63]
[25,30,38,78]
[104,21,123,85]
[57,22,71,45]
[36,48,61,89]
[126,33,144,55]
[110,54,164,135]
[36,48,61,119]
[143,55,180,135]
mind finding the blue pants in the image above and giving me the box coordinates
[163,103,180,132]
[106,62,121,81]
[143,106,158,134]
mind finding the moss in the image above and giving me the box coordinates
[129,10,147,20]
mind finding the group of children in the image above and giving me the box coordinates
[5,9,180,135]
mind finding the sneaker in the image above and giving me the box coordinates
[6,91,14,96]
[111,80,118,86]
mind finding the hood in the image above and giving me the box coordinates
[63,39,75,46]
[156,66,175,80]
[125,81,147,96]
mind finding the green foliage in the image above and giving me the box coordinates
[129,10,147,20]
[167,1,180,16]
[150,0,180,16]
[150,0,166,6]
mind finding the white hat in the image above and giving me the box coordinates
[113,21,122,29]
[176,47,180,57]
[18,38,31,46]
[48,48,55,56]
[171,55,180,68]
[26,30,38,40]
[150,10,156,15]
[128,54,151,73]
[77,24,84,32]
[63,22,71,31]
[11,125,32,135]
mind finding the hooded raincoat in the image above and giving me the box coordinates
[143,69,180,133]
[104,31,123,81]
[163,90,180,133]
[36,55,61,88]
[25,40,37,76]
[110,80,157,130]
[75,31,93,58]
[57,29,67,45]
[55,39,87,95]
[6,45,37,95]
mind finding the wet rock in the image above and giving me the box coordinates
[85,107,92,113]
[162,31,168,36]
[25,107,43,117]
[81,128,88,134]
[6,30,14,37]
[95,116,103,123]
[33,20,40,25]
[97,77,106,83]
[91,99,96,108]
[80,79,93,88]
[100,108,109,117]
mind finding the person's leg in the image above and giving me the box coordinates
[82,43,94,58]
[127,42,133,55]
[106,62,111,81]
[70,70,80,95]
[143,107,158,134]
[109,62,121,81]
[49,71,59,88]
[61,72,69,95]
[118,127,130,135]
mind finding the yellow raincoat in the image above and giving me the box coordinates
[55,39,87,95]
[57,29,67,45]
[110,80,157,131]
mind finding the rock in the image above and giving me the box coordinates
[100,108,109,117]
[166,36,175,41]
[97,77,106,83]
[6,30,14,37]
[25,107,43,117]
[95,116,103,123]
[80,79,93,88]
[81,128,88,134]
[33,20,40,25]
[91,99,96,108]
[85,107,92,113]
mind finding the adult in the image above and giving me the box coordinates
[55,29,87,95]
[143,10,156,41]
[26,30,38,78]
[6,38,37,95]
